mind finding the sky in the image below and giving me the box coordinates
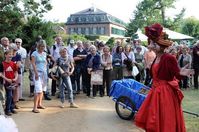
[43,0,199,23]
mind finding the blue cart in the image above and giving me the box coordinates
[109,79,150,120]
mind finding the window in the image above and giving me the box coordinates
[86,17,89,22]
[93,27,97,34]
[89,27,93,34]
[78,17,81,22]
[71,17,74,22]
[81,28,85,34]
[78,28,81,34]
[74,28,78,34]
[111,27,125,36]
[85,28,89,35]
[101,27,105,35]
[94,16,96,22]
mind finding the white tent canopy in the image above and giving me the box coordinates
[163,28,194,40]
[135,29,148,41]
[135,28,194,41]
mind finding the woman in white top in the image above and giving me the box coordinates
[101,46,112,96]
[122,44,135,78]
[178,46,192,89]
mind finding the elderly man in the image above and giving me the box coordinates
[50,36,64,96]
[112,40,122,54]
[14,38,27,101]
[0,37,9,111]
[15,38,27,70]
[132,39,148,55]
[1,37,10,52]
[73,40,87,94]
[67,39,77,57]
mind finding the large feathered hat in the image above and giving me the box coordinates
[145,23,172,47]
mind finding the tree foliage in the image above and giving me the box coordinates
[0,0,52,17]
[0,7,24,40]
[181,17,199,39]
[0,0,54,49]
[21,16,56,50]
[126,0,185,37]
[106,37,115,49]
[23,0,52,17]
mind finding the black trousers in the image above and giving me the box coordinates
[112,67,123,80]
[194,68,199,89]
[144,68,152,86]
[85,72,91,96]
[93,85,103,97]
[103,69,112,96]
[179,76,188,89]
[74,66,87,93]
[51,80,57,95]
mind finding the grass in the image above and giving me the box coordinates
[182,89,199,132]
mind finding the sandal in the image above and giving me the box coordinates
[32,109,40,113]
[37,106,46,109]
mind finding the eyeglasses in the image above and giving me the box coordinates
[15,42,21,44]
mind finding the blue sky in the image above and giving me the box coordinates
[43,0,199,23]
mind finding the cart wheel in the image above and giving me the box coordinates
[115,96,135,120]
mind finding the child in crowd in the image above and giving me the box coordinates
[0,50,18,116]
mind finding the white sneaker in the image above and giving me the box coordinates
[70,103,79,108]
[60,103,64,108]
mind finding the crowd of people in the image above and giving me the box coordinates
[0,29,198,117]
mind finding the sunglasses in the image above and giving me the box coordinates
[15,42,21,44]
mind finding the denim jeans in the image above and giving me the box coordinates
[59,76,73,103]
[5,88,14,113]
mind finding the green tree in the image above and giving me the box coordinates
[0,7,24,40]
[126,0,185,37]
[23,0,52,17]
[106,37,115,49]
[0,0,52,17]
[181,17,199,39]
[21,16,56,49]
[0,0,53,49]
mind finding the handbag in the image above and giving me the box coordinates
[123,53,133,71]
[91,70,103,85]
[48,66,61,79]
[132,65,139,77]
[4,83,18,90]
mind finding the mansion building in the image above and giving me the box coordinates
[66,7,127,38]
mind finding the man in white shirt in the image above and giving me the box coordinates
[50,36,64,96]
[67,39,77,57]
[15,38,27,72]
[50,36,64,61]
[132,39,148,55]
[15,38,27,101]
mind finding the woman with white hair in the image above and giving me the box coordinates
[85,45,102,97]
[31,40,47,113]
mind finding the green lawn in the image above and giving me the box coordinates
[182,89,199,132]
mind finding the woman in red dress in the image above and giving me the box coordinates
[135,23,193,132]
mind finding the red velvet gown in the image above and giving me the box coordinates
[135,63,186,132]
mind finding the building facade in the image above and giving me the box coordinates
[66,7,127,38]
